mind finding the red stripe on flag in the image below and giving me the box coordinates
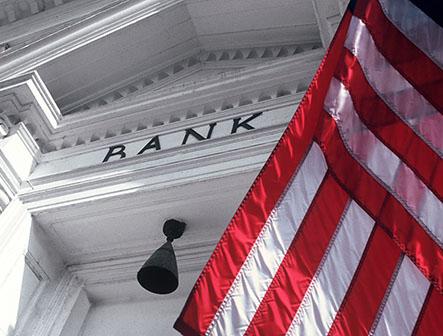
[354,0,443,112]
[328,226,402,336]
[378,195,443,288]
[174,10,354,336]
[334,49,442,200]
[315,113,443,292]
[244,174,349,336]
[413,287,443,336]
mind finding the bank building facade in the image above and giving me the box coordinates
[0,0,346,334]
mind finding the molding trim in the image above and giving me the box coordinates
[0,0,183,80]
[0,71,62,142]
[65,43,321,115]
[0,0,133,44]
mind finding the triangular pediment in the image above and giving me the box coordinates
[64,43,322,115]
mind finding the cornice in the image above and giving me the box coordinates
[0,0,78,31]
[48,49,322,152]
[64,43,321,115]
[0,0,126,44]
[60,49,321,126]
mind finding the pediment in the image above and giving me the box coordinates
[64,43,322,115]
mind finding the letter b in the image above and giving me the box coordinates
[103,145,126,162]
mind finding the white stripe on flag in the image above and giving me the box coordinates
[345,16,443,155]
[286,201,375,336]
[373,256,430,336]
[378,0,443,67]
[324,78,443,247]
[207,143,327,336]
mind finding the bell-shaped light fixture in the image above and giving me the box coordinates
[137,219,186,294]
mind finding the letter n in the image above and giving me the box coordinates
[182,122,217,145]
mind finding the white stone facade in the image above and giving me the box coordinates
[0,0,346,335]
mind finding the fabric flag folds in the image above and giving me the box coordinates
[175,0,443,334]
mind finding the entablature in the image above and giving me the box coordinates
[0,48,322,160]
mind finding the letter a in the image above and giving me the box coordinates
[137,135,161,155]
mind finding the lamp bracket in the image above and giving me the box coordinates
[163,219,186,241]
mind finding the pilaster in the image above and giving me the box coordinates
[0,114,88,336]
[23,272,89,336]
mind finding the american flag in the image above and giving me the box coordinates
[175,0,443,334]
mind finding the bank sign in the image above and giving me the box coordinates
[102,112,263,163]
[33,105,295,177]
